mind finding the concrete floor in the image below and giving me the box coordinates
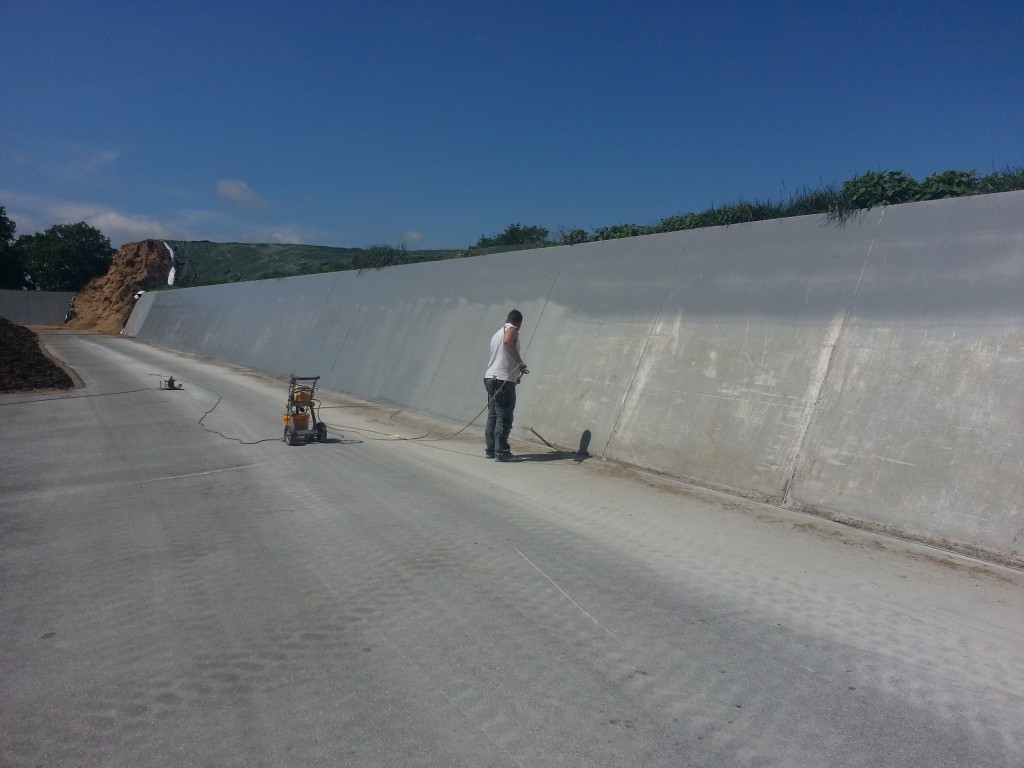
[2,331,1022,767]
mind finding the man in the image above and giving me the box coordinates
[484,309,528,462]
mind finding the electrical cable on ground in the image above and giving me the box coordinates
[314,364,525,444]
[5,365,557,455]
[180,378,284,445]
[197,393,280,444]
[0,388,150,406]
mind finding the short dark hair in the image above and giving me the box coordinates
[506,309,523,325]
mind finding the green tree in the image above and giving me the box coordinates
[656,213,703,233]
[591,223,651,241]
[557,228,590,245]
[475,223,550,249]
[0,206,15,245]
[0,205,27,289]
[17,222,115,291]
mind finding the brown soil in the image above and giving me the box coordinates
[0,318,73,391]
[64,239,172,334]
[1,239,172,392]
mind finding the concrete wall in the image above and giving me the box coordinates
[124,192,1024,566]
[0,290,75,325]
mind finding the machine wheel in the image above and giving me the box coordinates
[284,425,297,446]
[316,422,327,443]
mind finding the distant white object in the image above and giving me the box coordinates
[164,241,176,285]
[133,290,147,301]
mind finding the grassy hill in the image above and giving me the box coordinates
[165,241,461,287]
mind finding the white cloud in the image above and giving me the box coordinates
[1,188,321,248]
[50,201,109,220]
[179,208,224,226]
[402,230,424,247]
[215,179,270,209]
[6,210,41,237]
[4,142,121,186]
[270,230,303,244]
[78,150,120,176]
[0,189,182,247]
[47,202,175,243]
[88,211,177,245]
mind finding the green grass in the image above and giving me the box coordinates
[164,165,1023,286]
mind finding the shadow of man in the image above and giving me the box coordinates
[517,429,592,463]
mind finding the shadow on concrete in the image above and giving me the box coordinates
[285,437,363,446]
[325,437,362,445]
[524,428,591,463]
[517,450,588,463]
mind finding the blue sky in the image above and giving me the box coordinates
[2,1,1021,249]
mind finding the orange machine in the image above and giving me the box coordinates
[282,375,327,445]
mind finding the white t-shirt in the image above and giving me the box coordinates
[485,323,520,381]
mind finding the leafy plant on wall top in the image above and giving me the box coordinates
[826,168,1022,224]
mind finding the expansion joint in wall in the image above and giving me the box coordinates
[781,216,883,506]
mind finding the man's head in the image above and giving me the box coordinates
[506,309,523,328]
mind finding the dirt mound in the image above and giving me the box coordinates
[65,239,172,333]
[0,318,74,391]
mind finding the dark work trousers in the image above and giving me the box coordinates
[484,377,516,454]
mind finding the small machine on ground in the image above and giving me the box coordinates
[283,375,328,445]
[159,376,183,390]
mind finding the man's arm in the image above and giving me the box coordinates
[503,326,527,373]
